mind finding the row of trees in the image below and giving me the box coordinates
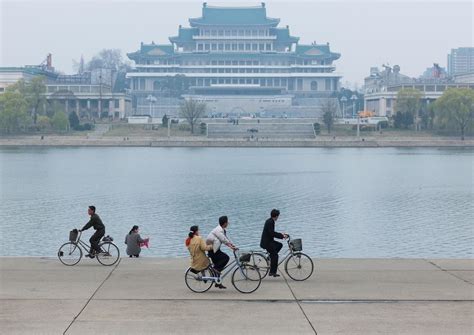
[0,77,70,133]
[319,88,473,140]
[394,88,474,140]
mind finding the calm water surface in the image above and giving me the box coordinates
[0,147,472,258]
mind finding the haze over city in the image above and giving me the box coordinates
[1,0,472,86]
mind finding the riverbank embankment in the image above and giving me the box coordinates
[1,135,473,148]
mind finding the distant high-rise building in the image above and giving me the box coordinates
[447,47,474,76]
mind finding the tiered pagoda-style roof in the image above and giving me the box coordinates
[189,3,280,26]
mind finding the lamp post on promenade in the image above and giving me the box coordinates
[350,94,358,118]
[146,95,157,117]
[340,96,347,118]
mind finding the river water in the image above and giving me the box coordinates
[0,147,472,258]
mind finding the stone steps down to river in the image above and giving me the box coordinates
[207,123,316,139]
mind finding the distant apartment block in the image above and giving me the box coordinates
[447,47,474,76]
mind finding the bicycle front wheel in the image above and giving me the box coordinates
[284,252,314,281]
[249,252,270,279]
[96,242,120,266]
[58,242,82,266]
[184,267,214,293]
[231,264,261,294]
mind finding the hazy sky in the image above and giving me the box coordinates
[1,0,472,86]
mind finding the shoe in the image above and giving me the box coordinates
[85,254,95,259]
[215,283,227,289]
[269,273,280,277]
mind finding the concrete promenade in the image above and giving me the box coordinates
[0,257,473,334]
[0,135,474,148]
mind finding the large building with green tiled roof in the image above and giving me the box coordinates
[127,3,341,117]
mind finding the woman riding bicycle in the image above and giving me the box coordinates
[185,225,226,289]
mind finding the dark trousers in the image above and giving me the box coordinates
[89,229,105,254]
[265,241,283,274]
[208,249,229,272]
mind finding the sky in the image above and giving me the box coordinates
[0,0,472,87]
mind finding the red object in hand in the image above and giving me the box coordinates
[140,238,150,248]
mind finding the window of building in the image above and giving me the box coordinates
[219,79,224,84]
[245,43,251,51]
[297,79,303,91]
[275,78,280,86]
[197,44,203,51]
[245,30,250,36]
[225,78,231,84]
[282,78,287,87]
[246,79,252,84]
[232,78,238,84]
[310,81,318,91]
[115,99,120,108]
[225,44,230,51]
[325,78,331,91]
[252,30,257,36]
[211,44,217,51]
[253,79,259,85]
[266,43,272,51]
[259,30,264,36]
[252,44,258,51]
[238,43,244,50]
[218,30,223,36]
[139,79,145,90]
[218,60,224,65]
[232,43,237,51]
[204,79,210,86]
[204,44,210,50]
[232,29,237,36]
[232,60,238,65]
[225,30,230,36]
[211,30,217,36]
[259,43,265,50]
[211,79,217,84]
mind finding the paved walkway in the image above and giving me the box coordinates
[0,257,473,334]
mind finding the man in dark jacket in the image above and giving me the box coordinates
[80,206,105,258]
[260,209,287,277]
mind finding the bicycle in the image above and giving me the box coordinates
[247,235,314,281]
[58,229,120,266]
[184,249,262,294]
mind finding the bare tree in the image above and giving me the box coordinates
[179,99,206,134]
[320,99,339,134]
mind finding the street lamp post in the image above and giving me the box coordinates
[340,96,347,118]
[350,94,358,118]
[146,95,157,117]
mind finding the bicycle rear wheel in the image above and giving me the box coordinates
[58,242,82,266]
[284,252,314,281]
[249,252,270,279]
[96,242,120,266]
[184,267,214,293]
[231,264,261,294]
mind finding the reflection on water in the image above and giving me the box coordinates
[0,147,473,258]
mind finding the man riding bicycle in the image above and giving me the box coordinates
[260,209,288,277]
[79,206,105,258]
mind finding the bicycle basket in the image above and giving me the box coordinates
[290,239,303,251]
[69,229,78,242]
[239,252,251,263]
[102,235,113,242]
